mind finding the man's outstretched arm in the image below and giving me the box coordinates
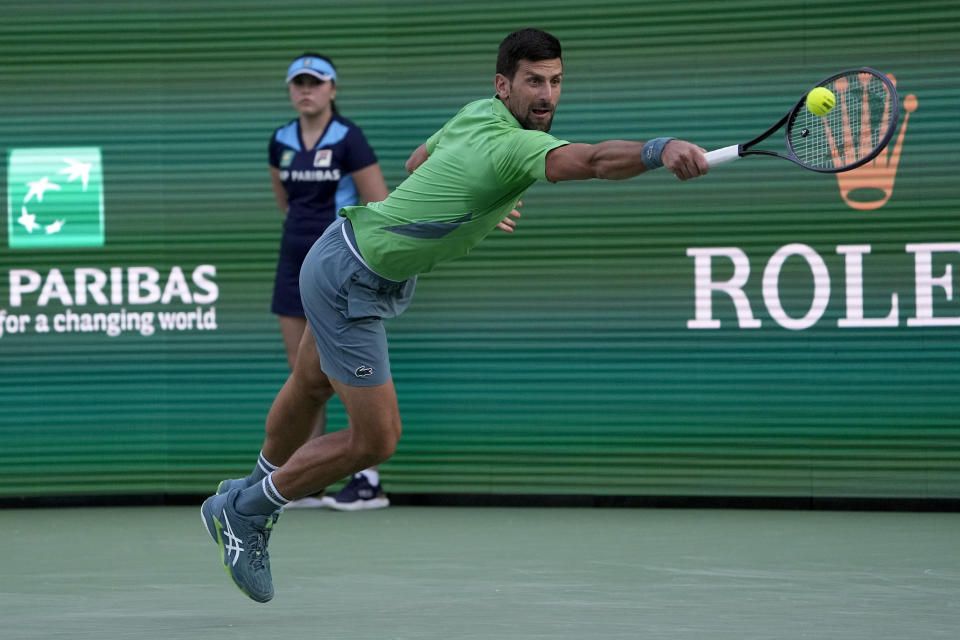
[545,139,709,182]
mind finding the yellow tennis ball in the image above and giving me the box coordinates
[806,87,836,116]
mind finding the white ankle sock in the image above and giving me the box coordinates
[358,469,379,486]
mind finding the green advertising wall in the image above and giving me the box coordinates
[1,1,958,500]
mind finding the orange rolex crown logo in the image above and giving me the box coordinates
[835,73,918,211]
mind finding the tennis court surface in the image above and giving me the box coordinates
[4,505,958,639]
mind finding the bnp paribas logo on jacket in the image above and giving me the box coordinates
[7,147,104,249]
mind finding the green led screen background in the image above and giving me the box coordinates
[1,1,958,499]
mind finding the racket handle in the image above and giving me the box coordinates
[705,145,742,167]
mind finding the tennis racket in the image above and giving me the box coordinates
[705,67,899,173]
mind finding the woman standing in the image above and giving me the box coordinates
[268,53,389,510]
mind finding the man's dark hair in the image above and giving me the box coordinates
[496,28,562,79]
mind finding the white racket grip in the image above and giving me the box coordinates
[704,145,742,167]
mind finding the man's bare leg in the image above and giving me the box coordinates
[275,318,384,508]
[277,315,327,441]
[270,376,401,499]
[261,326,335,465]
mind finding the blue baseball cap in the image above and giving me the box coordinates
[286,56,338,83]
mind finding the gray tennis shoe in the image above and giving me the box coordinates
[216,477,248,495]
[200,489,276,603]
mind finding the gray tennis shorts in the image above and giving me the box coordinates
[299,217,416,387]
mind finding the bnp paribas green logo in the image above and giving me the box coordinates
[7,147,104,249]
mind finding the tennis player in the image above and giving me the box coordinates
[202,27,710,603]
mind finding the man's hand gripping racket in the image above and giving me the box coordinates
[704,67,899,173]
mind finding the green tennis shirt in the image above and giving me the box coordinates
[341,98,569,281]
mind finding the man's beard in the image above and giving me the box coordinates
[505,95,554,132]
[520,112,553,132]
[519,103,554,132]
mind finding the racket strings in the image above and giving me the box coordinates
[790,72,893,170]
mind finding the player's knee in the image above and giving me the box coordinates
[291,366,334,403]
[307,376,335,404]
[362,434,398,467]
[351,422,400,466]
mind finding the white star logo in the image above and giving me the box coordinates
[18,207,40,233]
[45,219,66,234]
[58,157,93,190]
[23,176,62,203]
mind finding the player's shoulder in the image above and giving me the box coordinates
[459,97,501,121]
[271,118,300,147]
[451,99,518,138]
[331,113,371,137]
[329,114,372,145]
[331,113,361,129]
